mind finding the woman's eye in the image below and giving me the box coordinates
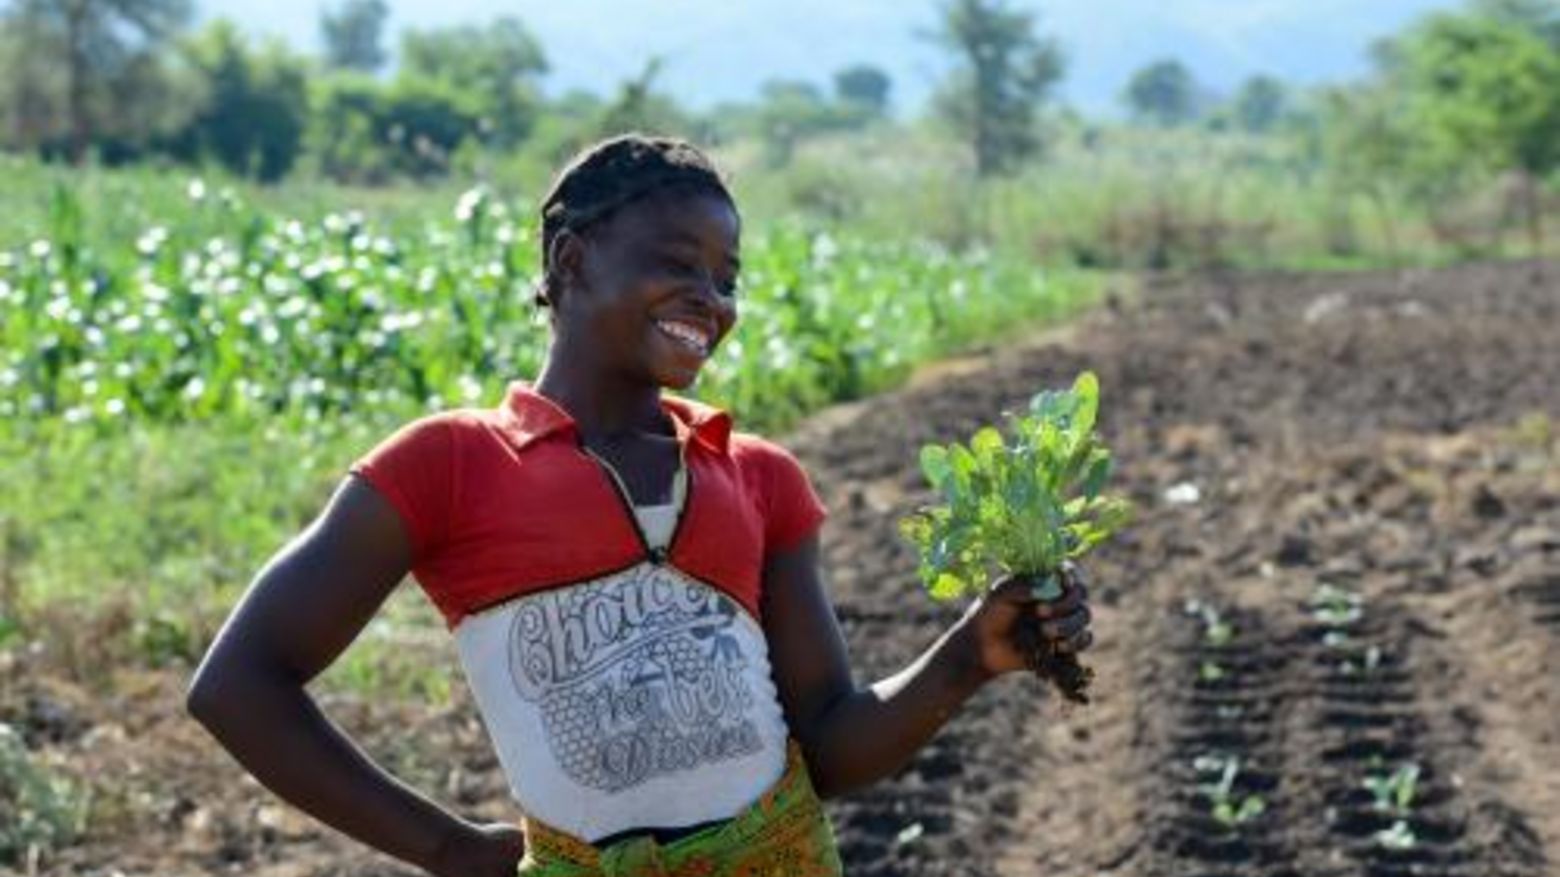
[660,255,698,275]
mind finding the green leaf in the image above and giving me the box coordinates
[930,572,968,601]
[919,445,951,488]
[970,427,1003,463]
[1071,371,1099,435]
[1082,452,1111,500]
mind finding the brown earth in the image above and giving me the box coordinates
[3,261,1559,877]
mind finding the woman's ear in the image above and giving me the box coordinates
[546,230,587,312]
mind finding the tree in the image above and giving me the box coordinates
[0,0,192,161]
[1124,59,1198,127]
[399,17,547,149]
[1472,0,1560,47]
[321,0,389,73]
[1231,74,1288,133]
[929,0,1066,177]
[174,21,310,181]
[1394,10,1560,255]
[834,64,891,116]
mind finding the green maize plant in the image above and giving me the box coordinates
[900,371,1132,703]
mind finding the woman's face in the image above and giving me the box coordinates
[558,190,740,391]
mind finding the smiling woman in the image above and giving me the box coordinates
[184,133,1094,877]
[535,138,741,392]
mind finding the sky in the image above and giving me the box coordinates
[199,0,1458,114]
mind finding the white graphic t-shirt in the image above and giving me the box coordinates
[451,485,790,842]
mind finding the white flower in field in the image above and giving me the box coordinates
[811,233,838,264]
[30,239,51,259]
[496,223,517,245]
[85,326,105,347]
[104,398,125,417]
[115,362,133,379]
[187,178,207,201]
[0,368,16,388]
[0,252,13,268]
[77,360,97,377]
[372,237,395,256]
[45,297,70,321]
[116,314,143,333]
[136,227,169,257]
[0,280,10,302]
[261,323,280,345]
[455,187,487,224]
[81,379,98,397]
[184,377,206,400]
[284,220,306,242]
[64,406,89,424]
[351,233,371,252]
[324,213,348,235]
[218,277,241,297]
[279,296,309,320]
[143,283,170,303]
[459,374,483,402]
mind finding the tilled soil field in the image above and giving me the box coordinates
[4,261,1559,877]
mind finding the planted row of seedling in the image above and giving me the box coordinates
[1303,582,1468,875]
[1167,599,1290,869]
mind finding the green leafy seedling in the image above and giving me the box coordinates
[1184,599,1235,647]
[1375,819,1418,851]
[1199,660,1226,683]
[1363,763,1421,816]
[901,371,1132,704]
[1310,583,1364,627]
[1194,756,1266,830]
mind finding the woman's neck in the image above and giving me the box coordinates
[533,360,668,439]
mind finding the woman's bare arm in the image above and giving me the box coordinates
[185,477,520,877]
[762,535,1091,799]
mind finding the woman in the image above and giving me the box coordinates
[186,134,1093,876]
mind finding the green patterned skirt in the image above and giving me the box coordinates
[517,741,844,877]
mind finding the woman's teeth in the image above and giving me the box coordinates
[656,321,710,355]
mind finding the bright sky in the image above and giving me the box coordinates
[199,0,1456,113]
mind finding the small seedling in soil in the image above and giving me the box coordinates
[901,372,1132,704]
[1199,660,1226,683]
[1340,645,1385,676]
[1183,599,1235,646]
[1194,755,1266,830]
[1375,819,1418,851]
[1364,763,1420,815]
[1310,583,1364,627]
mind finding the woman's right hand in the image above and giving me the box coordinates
[428,820,527,877]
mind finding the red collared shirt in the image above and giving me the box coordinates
[351,383,827,629]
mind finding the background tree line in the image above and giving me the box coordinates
[0,0,1556,235]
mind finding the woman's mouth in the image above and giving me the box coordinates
[655,319,713,357]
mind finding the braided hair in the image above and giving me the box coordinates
[535,134,735,308]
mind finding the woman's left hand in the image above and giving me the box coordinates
[953,562,1093,681]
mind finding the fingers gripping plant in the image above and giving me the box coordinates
[900,372,1132,703]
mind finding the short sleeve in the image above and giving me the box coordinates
[349,416,455,561]
[759,441,828,554]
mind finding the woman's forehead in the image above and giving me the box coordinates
[603,190,740,251]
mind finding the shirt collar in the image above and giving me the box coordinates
[500,382,733,454]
